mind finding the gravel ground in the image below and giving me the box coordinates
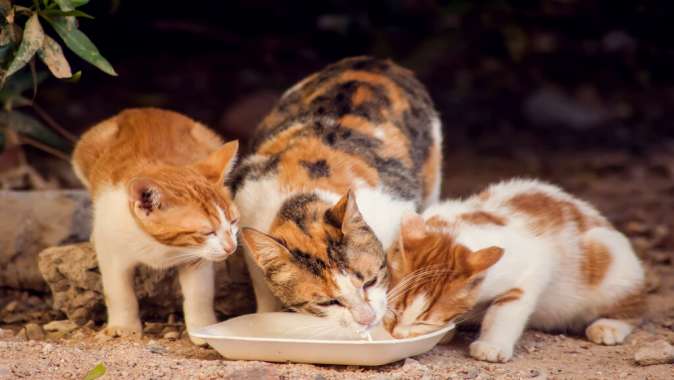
[1,146,674,379]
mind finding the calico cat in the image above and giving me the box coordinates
[72,108,240,344]
[233,56,442,334]
[385,179,645,362]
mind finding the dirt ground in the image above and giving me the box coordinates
[1,145,674,379]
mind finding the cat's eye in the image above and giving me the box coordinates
[206,231,216,237]
[363,278,377,289]
[317,299,342,307]
[231,218,239,225]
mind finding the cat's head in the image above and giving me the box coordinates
[128,140,240,262]
[241,190,388,334]
[384,213,503,339]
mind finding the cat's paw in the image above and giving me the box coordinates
[101,323,142,339]
[585,318,633,345]
[469,340,513,363]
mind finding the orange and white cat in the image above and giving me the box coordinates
[72,108,240,344]
[385,179,645,362]
[233,56,442,335]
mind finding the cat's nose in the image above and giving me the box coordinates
[222,235,236,253]
[352,304,375,326]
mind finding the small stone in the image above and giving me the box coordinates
[143,322,164,335]
[0,327,14,338]
[528,369,547,379]
[43,320,78,334]
[24,323,45,340]
[42,343,54,354]
[524,344,537,353]
[147,339,167,354]
[163,330,179,340]
[0,366,10,376]
[625,221,649,235]
[634,340,674,365]
[3,301,17,313]
[462,367,479,379]
[93,331,113,344]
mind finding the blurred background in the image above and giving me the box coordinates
[2,0,674,189]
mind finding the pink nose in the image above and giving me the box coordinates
[352,304,375,326]
[222,236,236,253]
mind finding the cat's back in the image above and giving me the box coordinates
[73,108,223,191]
[474,179,609,236]
[236,56,442,203]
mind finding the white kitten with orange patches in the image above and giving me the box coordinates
[385,179,645,362]
[72,108,240,344]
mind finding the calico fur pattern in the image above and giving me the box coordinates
[385,179,645,362]
[235,56,442,333]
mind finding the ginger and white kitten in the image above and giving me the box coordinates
[385,179,645,362]
[233,56,442,335]
[72,108,240,344]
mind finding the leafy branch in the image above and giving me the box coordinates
[1,0,116,84]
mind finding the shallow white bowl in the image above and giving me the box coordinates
[190,312,455,366]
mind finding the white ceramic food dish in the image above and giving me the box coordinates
[189,312,455,366]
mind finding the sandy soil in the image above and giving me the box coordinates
[1,146,674,380]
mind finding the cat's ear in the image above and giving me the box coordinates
[241,227,290,269]
[453,245,504,275]
[326,189,363,235]
[194,140,239,184]
[128,177,164,217]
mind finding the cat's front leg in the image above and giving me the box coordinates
[243,249,282,312]
[469,288,537,363]
[178,260,218,345]
[97,251,142,337]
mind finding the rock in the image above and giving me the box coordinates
[43,320,78,334]
[144,322,165,335]
[22,323,45,341]
[41,343,54,354]
[0,327,14,338]
[38,243,255,325]
[0,190,92,291]
[634,340,674,365]
[163,330,179,340]
[401,357,430,379]
[147,340,167,354]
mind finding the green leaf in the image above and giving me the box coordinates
[54,0,74,11]
[0,70,47,102]
[0,110,69,150]
[83,362,106,380]
[63,68,80,82]
[45,16,117,76]
[70,0,89,8]
[37,34,71,78]
[4,14,45,80]
[47,9,95,19]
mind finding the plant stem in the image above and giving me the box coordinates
[29,101,77,143]
[19,134,70,161]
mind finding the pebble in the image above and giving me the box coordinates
[93,332,113,344]
[0,327,14,338]
[43,320,78,334]
[144,322,164,335]
[23,323,45,341]
[42,343,54,354]
[163,331,179,340]
[634,340,674,366]
[0,366,10,376]
[147,340,167,354]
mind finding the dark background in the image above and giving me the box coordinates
[33,0,674,157]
